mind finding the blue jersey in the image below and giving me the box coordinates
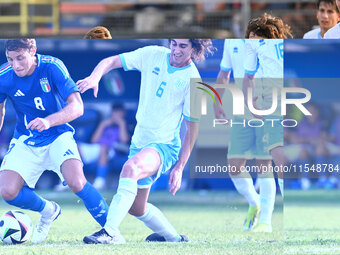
[0,54,78,147]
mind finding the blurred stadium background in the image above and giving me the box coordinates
[0,0,319,38]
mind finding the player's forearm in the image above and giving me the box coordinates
[243,74,255,107]
[91,124,106,143]
[90,55,122,82]
[176,120,199,170]
[0,100,6,131]
[45,93,83,128]
[215,70,231,99]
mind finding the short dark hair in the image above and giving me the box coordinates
[4,39,36,52]
[168,39,216,62]
[245,13,293,39]
[317,0,339,13]
[112,102,125,112]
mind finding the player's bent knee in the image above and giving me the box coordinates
[67,178,86,193]
[121,162,141,180]
[0,186,20,201]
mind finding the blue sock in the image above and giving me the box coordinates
[76,182,108,227]
[5,186,46,212]
[97,165,108,178]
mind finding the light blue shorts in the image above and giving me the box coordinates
[129,142,180,188]
[263,117,283,152]
[228,117,272,160]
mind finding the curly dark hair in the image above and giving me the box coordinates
[4,39,36,52]
[168,39,216,62]
[245,13,293,39]
[84,26,112,39]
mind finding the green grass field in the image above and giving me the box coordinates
[0,189,338,254]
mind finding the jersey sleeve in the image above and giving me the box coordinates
[49,58,79,101]
[244,40,258,75]
[220,40,232,72]
[119,46,157,72]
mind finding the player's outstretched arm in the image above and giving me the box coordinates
[0,99,6,131]
[169,120,199,196]
[213,70,230,119]
[27,92,83,132]
[76,55,122,98]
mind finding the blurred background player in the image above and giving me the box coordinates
[0,39,108,243]
[84,26,112,39]
[303,0,340,39]
[213,39,269,232]
[242,13,292,232]
[77,39,214,244]
[324,0,340,37]
[91,102,130,190]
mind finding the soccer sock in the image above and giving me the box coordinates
[75,182,109,227]
[231,172,259,207]
[258,172,276,225]
[135,203,181,242]
[278,178,284,198]
[97,165,109,178]
[5,186,46,212]
[104,178,137,236]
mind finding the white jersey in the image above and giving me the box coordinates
[303,27,322,39]
[244,39,283,115]
[324,23,340,38]
[119,45,201,148]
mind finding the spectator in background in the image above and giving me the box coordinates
[303,0,340,38]
[84,26,112,39]
[91,102,129,190]
[285,104,331,189]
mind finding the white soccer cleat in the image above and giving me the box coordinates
[32,202,61,244]
[243,205,260,231]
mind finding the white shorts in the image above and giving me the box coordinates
[0,132,82,188]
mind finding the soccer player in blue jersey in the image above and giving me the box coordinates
[0,39,109,243]
[77,39,214,244]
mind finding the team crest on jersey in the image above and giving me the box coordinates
[176,79,186,89]
[233,47,238,53]
[40,78,51,93]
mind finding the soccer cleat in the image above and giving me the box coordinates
[251,223,272,233]
[83,228,126,244]
[243,205,260,231]
[32,202,61,243]
[145,233,189,242]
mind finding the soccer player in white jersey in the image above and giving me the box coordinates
[303,0,340,39]
[0,39,109,243]
[77,39,214,244]
[324,0,340,37]
[214,39,273,231]
[242,14,292,232]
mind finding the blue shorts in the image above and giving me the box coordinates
[228,117,272,160]
[129,143,180,188]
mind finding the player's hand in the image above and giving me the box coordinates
[169,165,184,196]
[213,103,226,119]
[27,118,50,132]
[76,76,99,98]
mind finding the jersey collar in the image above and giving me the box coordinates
[166,53,191,74]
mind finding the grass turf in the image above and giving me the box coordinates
[2,189,338,254]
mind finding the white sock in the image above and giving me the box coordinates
[278,178,284,198]
[258,173,276,225]
[40,200,54,218]
[231,172,259,207]
[104,178,137,236]
[136,203,180,242]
